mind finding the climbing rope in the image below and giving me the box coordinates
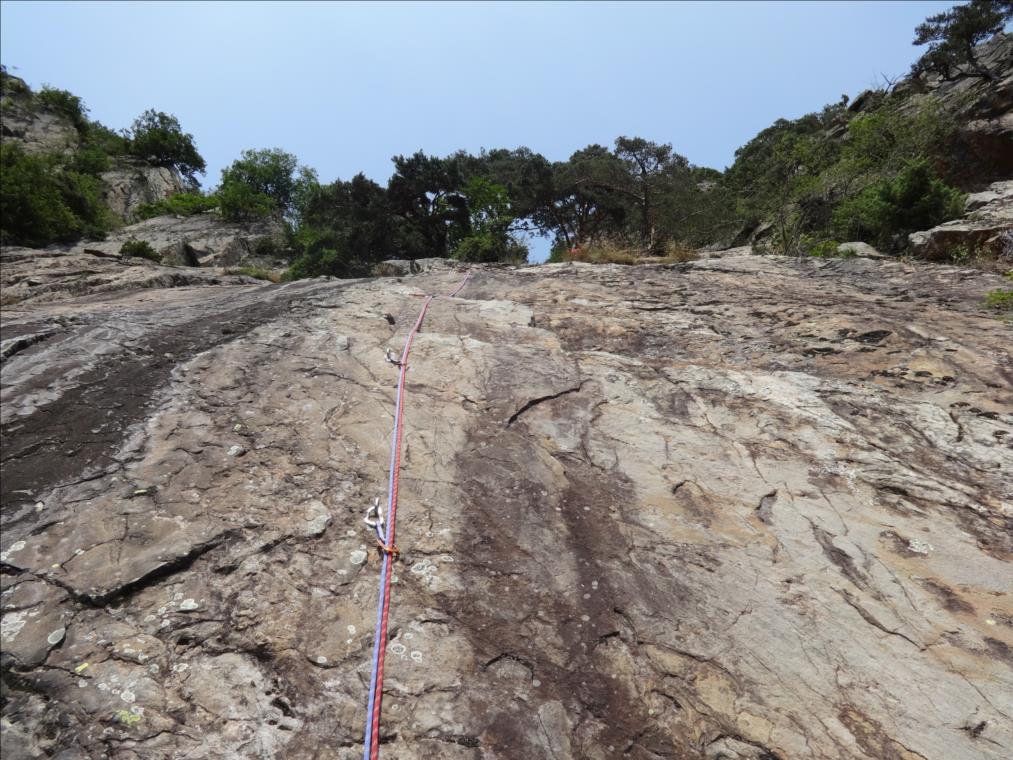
[362,271,471,759]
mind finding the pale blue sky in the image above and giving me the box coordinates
[2,0,951,259]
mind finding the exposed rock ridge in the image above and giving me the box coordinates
[1,256,1011,759]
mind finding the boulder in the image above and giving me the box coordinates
[372,257,466,276]
[908,179,1013,260]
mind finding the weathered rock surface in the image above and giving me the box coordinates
[909,179,1013,261]
[88,212,283,268]
[1,73,186,224]
[1,256,1011,759]
[0,213,286,305]
[0,246,263,307]
[99,160,188,223]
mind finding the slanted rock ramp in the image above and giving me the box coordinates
[1,256,1010,759]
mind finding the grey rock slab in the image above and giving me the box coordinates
[1,258,1011,759]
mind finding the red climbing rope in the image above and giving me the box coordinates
[362,270,471,759]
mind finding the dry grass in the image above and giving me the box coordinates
[222,266,284,283]
[661,240,699,263]
[565,240,642,265]
[564,239,699,266]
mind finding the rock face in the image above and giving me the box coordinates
[0,73,183,224]
[99,159,188,223]
[909,179,1013,261]
[0,246,264,307]
[885,33,1013,189]
[0,214,285,305]
[1,256,1011,759]
[84,212,284,268]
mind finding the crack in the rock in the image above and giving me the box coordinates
[505,382,585,427]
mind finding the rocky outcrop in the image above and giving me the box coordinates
[91,212,284,268]
[100,159,188,222]
[0,246,263,306]
[903,33,1012,188]
[909,179,1013,261]
[0,72,80,155]
[0,213,286,305]
[0,73,182,223]
[373,257,469,277]
[2,256,1010,759]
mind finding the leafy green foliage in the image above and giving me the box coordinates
[218,148,316,222]
[136,192,219,220]
[984,288,1013,310]
[288,173,401,277]
[127,109,206,183]
[832,160,964,247]
[0,144,113,246]
[450,177,527,263]
[37,85,89,132]
[119,238,161,262]
[83,123,129,158]
[984,273,1013,312]
[912,0,1012,80]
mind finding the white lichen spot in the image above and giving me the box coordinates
[78,680,88,688]
[390,643,406,656]
[47,627,66,646]
[410,651,423,663]
[907,539,933,555]
[580,615,590,622]
[1,611,28,642]
[532,679,541,687]
[178,599,199,611]
[120,690,136,704]
[172,663,189,673]
[0,540,26,562]
[316,656,327,665]
[591,580,599,590]
[347,625,356,636]
[173,592,184,602]
[349,549,368,565]
[148,663,160,674]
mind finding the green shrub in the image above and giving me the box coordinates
[127,109,206,183]
[217,181,275,221]
[803,238,842,258]
[832,159,964,249]
[136,191,219,219]
[37,85,89,133]
[72,145,112,175]
[451,232,528,263]
[83,123,129,157]
[119,238,161,262]
[984,288,1013,311]
[0,144,113,246]
[218,148,317,222]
